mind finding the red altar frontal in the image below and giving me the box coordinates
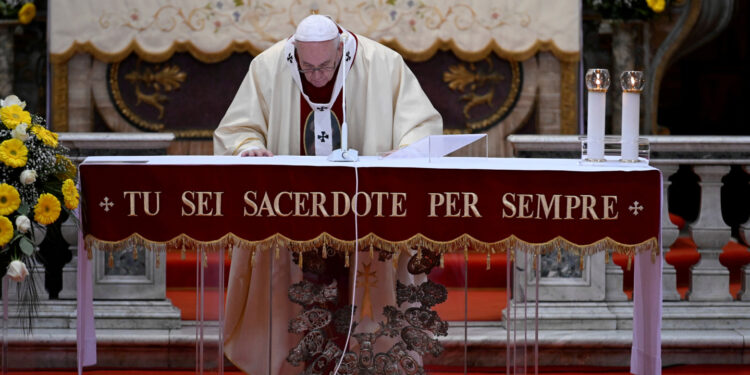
[77,156,662,375]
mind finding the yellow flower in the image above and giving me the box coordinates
[34,193,61,225]
[0,216,13,246]
[0,138,28,168]
[62,179,80,210]
[0,184,21,216]
[56,154,77,179]
[0,105,31,130]
[647,0,666,13]
[30,125,58,148]
[18,3,36,24]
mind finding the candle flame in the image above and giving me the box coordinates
[630,76,636,86]
[595,79,601,86]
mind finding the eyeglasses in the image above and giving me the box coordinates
[298,64,337,74]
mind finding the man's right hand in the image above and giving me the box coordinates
[239,149,274,157]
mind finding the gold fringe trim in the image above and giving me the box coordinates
[50,39,265,64]
[84,232,659,265]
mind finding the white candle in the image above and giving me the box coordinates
[587,91,606,161]
[621,92,640,161]
[619,71,644,162]
[584,69,610,161]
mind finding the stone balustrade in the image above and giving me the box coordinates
[508,135,750,330]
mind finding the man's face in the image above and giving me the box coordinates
[296,39,341,88]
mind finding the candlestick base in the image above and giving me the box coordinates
[583,157,607,163]
[579,136,649,166]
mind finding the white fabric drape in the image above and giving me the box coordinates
[50,0,579,63]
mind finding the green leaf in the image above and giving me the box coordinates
[20,236,34,256]
[11,232,24,243]
[18,203,30,216]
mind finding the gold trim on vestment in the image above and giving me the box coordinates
[84,232,660,268]
[232,136,264,155]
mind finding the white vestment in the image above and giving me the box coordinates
[214,35,442,156]
[217,32,442,375]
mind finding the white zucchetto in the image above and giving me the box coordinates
[294,15,339,42]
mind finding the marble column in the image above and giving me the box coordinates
[604,250,628,301]
[0,22,14,97]
[738,165,750,301]
[652,162,681,301]
[686,165,732,301]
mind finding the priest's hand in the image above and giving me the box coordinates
[239,149,274,157]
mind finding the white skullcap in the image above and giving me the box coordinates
[294,15,338,42]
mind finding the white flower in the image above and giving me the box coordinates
[0,95,27,109]
[6,260,29,282]
[15,215,31,233]
[20,169,37,185]
[12,122,29,141]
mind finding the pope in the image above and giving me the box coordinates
[217,14,443,375]
[214,14,443,157]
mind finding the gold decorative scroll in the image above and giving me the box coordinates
[560,60,578,134]
[84,232,660,270]
[51,62,69,132]
[50,0,580,64]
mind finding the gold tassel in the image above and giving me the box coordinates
[87,247,93,260]
[417,247,422,262]
[510,249,515,263]
[251,251,257,267]
[392,250,399,270]
[345,251,350,268]
[440,253,444,268]
[651,251,656,264]
[605,251,610,265]
[486,252,491,270]
[202,252,207,268]
[579,255,584,271]
[322,244,327,259]
[557,248,562,263]
[627,255,633,271]
[370,244,374,259]
[181,244,186,260]
[108,252,114,268]
[275,245,280,259]
[463,244,468,262]
[228,246,233,260]
[156,251,161,269]
[133,247,138,260]
[299,251,304,269]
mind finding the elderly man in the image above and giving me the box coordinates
[217,14,442,375]
[214,14,442,157]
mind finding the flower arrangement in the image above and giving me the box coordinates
[0,95,78,310]
[585,0,668,20]
[0,0,35,24]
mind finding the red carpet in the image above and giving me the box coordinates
[165,214,750,321]
[9,364,750,374]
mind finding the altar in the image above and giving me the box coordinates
[77,155,662,374]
